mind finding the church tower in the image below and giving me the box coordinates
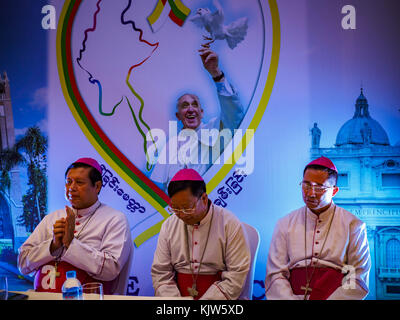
[0,71,26,253]
[0,71,16,149]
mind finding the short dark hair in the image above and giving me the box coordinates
[65,162,103,188]
[303,164,338,186]
[168,180,206,199]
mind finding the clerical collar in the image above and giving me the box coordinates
[72,200,101,216]
[306,202,335,221]
[190,202,213,228]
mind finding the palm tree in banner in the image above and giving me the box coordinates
[0,147,24,195]
[0,147,23,247]
[15,126,48,232]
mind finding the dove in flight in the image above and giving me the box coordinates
[190,0,248,49]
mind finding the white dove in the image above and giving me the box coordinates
[190,0,248,49]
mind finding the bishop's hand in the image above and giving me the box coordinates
[50,218,66,254]
[63,206,76,249]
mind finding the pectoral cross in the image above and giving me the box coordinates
[301,282,312,300]
[51,262,61,278]
[187,284,198,298]
[47,262,60,290]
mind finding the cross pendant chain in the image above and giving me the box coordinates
[301,282,312,300]
[53,262,61,278]
[48,261,61,289]
[184,205,214,300]
[187,284,198,298]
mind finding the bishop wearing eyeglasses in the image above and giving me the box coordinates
[151,168,251,300]
[265,156,371,300]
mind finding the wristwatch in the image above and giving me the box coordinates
[212,71,225,82]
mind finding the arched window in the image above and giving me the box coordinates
[386,238,400,268]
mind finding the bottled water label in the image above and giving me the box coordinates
[62,286,83,300]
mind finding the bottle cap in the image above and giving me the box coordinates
[66,270,76,279]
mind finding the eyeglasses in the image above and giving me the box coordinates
[168,197,201,215]
[300,181,334,194]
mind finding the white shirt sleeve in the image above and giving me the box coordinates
[265,218,301,300]
[151,219,181,297]
[327,221,371,300]
[17,215,55,276]
[200,221,251,300]
[215,78,245,132]
[61,213,131,281]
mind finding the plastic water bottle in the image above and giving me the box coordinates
[62,271,83,300]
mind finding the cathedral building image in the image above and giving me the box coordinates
[311,89,400,300]
[0,72,27,253]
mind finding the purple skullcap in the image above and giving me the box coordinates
[73,157,102,175]
[170,168,204,182]
[306,156,338,173]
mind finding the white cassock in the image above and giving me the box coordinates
[18,200,131,292]
[151,203,251,300]
[150,78,245,191]
[265,202,371,300]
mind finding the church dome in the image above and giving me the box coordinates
[335,89,390,147]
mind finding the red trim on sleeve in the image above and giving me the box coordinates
[99,252,106,275]
[265,276,290,292]
[213,283,230,300]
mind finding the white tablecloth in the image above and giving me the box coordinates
[11,291,192,300]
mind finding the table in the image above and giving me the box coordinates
[11,291,192,300]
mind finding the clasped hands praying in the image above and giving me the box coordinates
[50,206,75,254]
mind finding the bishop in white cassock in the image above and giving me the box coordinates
[265,157,371,300]
[18,158,131,294]
[151,168,250,300]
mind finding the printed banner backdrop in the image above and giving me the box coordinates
[50,0,277,297]
[1,0,399,299]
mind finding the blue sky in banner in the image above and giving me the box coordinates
[0,0,48,137]
[305,0,400,147]
[0,0,48,197]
